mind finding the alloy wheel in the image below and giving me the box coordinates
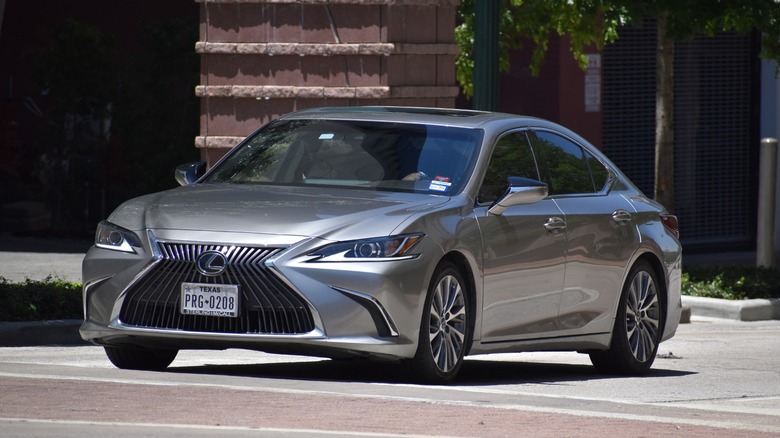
[625,270,660,363]
[428,274,467,373]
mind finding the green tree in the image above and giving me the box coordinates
[34,19,117,227]
[110,18,200,201]
[456,0,780,212]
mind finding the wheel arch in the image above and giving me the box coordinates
[589,252,669,374]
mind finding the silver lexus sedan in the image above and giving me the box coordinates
[81,106,682,383]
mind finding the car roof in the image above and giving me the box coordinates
[279,106,547,129]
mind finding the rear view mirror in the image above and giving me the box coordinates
[175,162,206,186]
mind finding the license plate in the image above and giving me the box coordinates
[181,282,239,317]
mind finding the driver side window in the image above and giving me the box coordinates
[478,131,540,204]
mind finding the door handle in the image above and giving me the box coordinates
[612,209,633,224]
[544,217,566,233]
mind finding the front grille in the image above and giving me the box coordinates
[119,243,315,334]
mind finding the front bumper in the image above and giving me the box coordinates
[81,229,438,360]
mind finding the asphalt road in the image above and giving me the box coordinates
[1,317,778,437]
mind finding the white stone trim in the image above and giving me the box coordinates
[195,0,460,6]
[195,136,245,149]
[195,42,459,56]
[195,85,460,99]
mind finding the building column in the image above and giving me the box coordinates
[196,0,461,165]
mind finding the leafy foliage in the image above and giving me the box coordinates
[681,272,743,300]
[683,266,780,300]
[455,0,780,97]
[28,18,200,233]
[31,20,118,230]
[109,18,200,202]
[35,18,117,118]
[0,277,82,322]
[456,0,624,98]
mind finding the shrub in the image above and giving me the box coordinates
[0,277,83,322]
[681,272,743,300]
[682,266,780,300]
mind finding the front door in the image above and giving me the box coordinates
[476,130,567,341]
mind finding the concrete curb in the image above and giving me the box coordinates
[682,296,780,322]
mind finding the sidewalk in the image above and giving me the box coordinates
[0,234,89,283]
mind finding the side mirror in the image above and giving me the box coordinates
[488,176,548,215]
[175,162,206,186]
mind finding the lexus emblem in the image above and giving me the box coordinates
[196,251,228,276]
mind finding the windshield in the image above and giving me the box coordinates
[204,119,483,195]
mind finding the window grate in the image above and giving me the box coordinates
[603,20,756,247]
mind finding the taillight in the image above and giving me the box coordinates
[661,214,679,239]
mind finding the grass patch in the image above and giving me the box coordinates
[0,277,83,322]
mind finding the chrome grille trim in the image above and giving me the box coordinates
[119,242,315,335]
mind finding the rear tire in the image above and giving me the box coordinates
[405,262,471,384]
[590,260,663,375]
[104,346,178,371]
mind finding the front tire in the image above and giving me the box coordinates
[104,346,178,371]
[405,262,471,384]
[590,260,663,375]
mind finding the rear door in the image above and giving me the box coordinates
[530,129,640,335]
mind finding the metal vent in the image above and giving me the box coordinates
[603,20,756,247]
[119,243,315,335]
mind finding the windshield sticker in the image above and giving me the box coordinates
[318,133,335,140]
[429,177,452,192]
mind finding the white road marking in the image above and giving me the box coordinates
[0,418,464,438]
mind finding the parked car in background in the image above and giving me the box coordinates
[81,106,682,383]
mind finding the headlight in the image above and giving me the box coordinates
[308,233,424,262]
[95,221,142,253]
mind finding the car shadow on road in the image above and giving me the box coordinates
[169,356,694,386]
[456,359,693,386]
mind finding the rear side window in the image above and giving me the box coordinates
[533,131,606,195]
[585,149,609,192]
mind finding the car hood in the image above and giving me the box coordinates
[108,183,450,240]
